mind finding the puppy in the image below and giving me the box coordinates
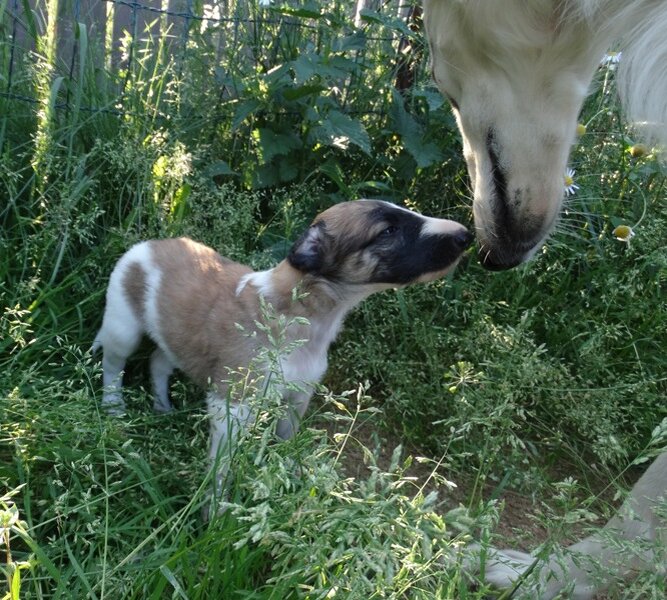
[93,200,472,495]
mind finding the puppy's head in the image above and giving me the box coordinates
[288,200,472,288]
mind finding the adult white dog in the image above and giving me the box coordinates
[423,1,667,597]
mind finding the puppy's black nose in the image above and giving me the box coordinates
[454,229,474,250]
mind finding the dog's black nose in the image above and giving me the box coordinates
[454,229,474,250]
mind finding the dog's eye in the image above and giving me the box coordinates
[378,225,398,238]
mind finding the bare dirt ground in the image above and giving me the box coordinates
[317,415,576,544]
[313,411,636,600]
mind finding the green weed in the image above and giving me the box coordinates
[0,1,665,598]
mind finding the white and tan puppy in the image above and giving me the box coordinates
[94,200,472,491]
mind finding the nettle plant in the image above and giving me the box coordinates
[188,1,455,195]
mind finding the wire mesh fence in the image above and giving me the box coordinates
[1,0,424,120]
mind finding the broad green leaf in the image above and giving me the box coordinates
[203,161,236,178]
[282,83,325,101]
[265,63,292,87]
[277,155,299,182]
[292,54,320,82]
[232,99,262,130]
[358,9,383,25]
[317,160,350,195]
[403,136,443,169]
[413,89,446,112]
[256,128,302,163]
[333,31,367,53]
[170,183,192,223]
[390,90,443,168]
[252,163,280,188]
[359,9,412,36]
[292,54,351,83]
[317,110,371,155]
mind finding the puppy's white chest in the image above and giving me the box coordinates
[280,346,328,385]
[278,310,347,384]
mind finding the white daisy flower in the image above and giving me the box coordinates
[564,168,579,196]
[258,0,272,7]
[601,51,622,67]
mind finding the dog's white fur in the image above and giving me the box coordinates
[93,199,470,505]
[481,453,666,599]
[423,1,667,596]
[424,0,667,269]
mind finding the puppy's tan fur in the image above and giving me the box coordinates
[93,200,472,507]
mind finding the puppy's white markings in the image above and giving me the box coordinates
[95,200,471,513]
[422,215,468,236]
[236,268,274,297]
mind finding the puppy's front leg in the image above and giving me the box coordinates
[206,390,254,510]
[276,389,313,440]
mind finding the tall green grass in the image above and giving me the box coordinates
[1,0,666,598]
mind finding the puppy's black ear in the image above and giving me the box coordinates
[288,223,325,273]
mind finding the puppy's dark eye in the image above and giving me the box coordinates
[378,225,398,238]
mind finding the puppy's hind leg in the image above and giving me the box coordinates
[96,266,145,414]
[98,337,140,415]
[150,347,175,413]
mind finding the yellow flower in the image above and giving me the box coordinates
[576,123,587,136]
[629,144,649,158]
[612,225,635,242]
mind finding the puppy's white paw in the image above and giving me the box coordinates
[152,400,174,414]
[102,394,126,416]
